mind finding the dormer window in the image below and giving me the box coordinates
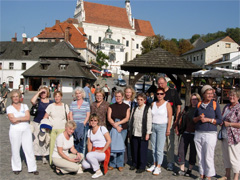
[60,64,67,70]
[41,64,48,70]
[22,49,31,56]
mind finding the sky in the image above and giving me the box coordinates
[0,0,239,42]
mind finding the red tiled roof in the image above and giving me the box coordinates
[36,18,87,49]
[135,19,155,37]
[84,1,132,29]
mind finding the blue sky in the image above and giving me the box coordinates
[1,0,239,41]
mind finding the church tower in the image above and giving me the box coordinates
[125,0,134,29]
[74,0,85,24]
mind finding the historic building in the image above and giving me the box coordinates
[22,41,96,92]
[74,0,155,72]
[182,36,239,69]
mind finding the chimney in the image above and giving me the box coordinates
[56,20,60,25]
[11,33,17,42]
[65,28,70,42]
[22,37,27,44]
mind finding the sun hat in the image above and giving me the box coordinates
[201,85,213,95]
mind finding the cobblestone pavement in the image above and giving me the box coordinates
[0,91,227,180]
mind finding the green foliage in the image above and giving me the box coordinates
[96,51,109,70]
[141,35,164,54]
[190,34,201,43]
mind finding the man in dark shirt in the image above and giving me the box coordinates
[157,77,182,171]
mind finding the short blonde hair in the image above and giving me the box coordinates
[38,85,50,98]
[124,86,136,101]
[94,89,105,97]
[73,87,86,98]
[65,120,76,129]
[10,89,22,99]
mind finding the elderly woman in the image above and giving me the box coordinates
[129,93,152,173]
[69,87,90,155]
[31,85,53,164]
[82,114,111,178]
[52,121,83,175]
[174,93,201,177]
[108,90,130,171]
[43,91,69,165]
[147,88,172,175]
[193,85,222,180]
[90,89,109,128]
[219,89,240,180]
[7,90,39,175]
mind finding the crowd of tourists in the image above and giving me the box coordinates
[4,77,240,180]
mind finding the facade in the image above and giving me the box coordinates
[74,0,155,71]
[182,36,239,69]
[211,51,240,70]
[34,18,96,64]
[0,40,57,90]
[22,41,96,92]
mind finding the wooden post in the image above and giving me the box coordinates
[129,72,135,86]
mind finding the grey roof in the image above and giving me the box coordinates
[121,47,201,75]
[40,41,85,61]
[192,38,206,48]
[101,38,123,45]
[0,41,57,60]
[22,60,96,80]
[182,36,226,56]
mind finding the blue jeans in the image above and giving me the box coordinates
[109,129,127,168]
[151,123,167,165]
[74,123,89,156]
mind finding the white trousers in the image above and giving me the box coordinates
[221,138,240,173]
[82,151,105,172]
[9,123,37,172]
[194,131,217,177]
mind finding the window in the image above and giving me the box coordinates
[226,66,229,69]
[0,63,2,70]
[125,52,128,63]
[117,39,120,43]
[197,56,199,60]
[201,53,203,60]
[9,62,14,69]
[126,40,129,47]
[110,45,115,50]
[59,64,67,70]
[8,81,13,88]
[22,63,26,70]
[136,44,139,49]
[89,35,92,42]
[98,37,101,43]
[225,43,231,48]
[41,64,48,70]
[193,57,196,61]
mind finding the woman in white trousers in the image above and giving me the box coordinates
[7,89,39,175]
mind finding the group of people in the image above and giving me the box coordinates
[5,77,240,180]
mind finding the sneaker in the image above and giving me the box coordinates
[153,167,161,175]
[173,170,185,176]
[167,163,173,171]
[184,169,192,177]
[92,171,103,179]
[42,157,48,164]
[77,164,83,174]
[146,165,156,172]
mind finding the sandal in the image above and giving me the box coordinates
[55,168,64,176]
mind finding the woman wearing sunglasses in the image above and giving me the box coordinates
[82,114,111,178]
[147,87,172,175]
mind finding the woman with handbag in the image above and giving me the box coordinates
[7,90,39,175]
[173,93,201,177]
[43,91,69,165]
[31,85,53,164]
[218,89,240,180]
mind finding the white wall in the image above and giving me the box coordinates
[0,60,37,89]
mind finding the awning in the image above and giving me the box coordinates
[91,69,101,74]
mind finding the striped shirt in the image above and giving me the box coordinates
[70,101,90,123]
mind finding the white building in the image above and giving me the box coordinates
[182,36,239,69]
[0,40,57,90]
[212,51,240,70]
[74,0,155,67]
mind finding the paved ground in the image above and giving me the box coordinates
[0,83,227,180]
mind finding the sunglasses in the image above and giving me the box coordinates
[157,93,165,95]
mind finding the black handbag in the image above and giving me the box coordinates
[30,99,39,116]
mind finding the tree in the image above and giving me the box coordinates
[159,40,179,55]
[226,27,240,44]
[179,39,194,55]
[190,34,201,44]
[141,34,165,54]
[96,51,109,70]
